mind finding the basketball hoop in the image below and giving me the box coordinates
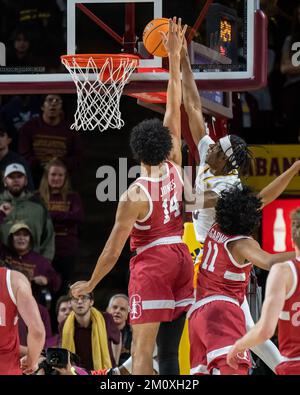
[61,54,139,131]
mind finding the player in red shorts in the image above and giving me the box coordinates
[71,18,194,375]
[0,263,45,375]
[227,208,300,375]
[188,186,295,375]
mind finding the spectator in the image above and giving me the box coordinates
[0,163,55,260]
[61,292,121,371]
[0,121,34,190]
[56,295,72,326]
[2,222,61,305]
[19,94,82,187]
[46,295,72,347]
[280,2,300,143]
[39,158,84,295]
[0,95,41,151]
[5,27,38,67]
[1,0,64,70]
[107,294,132,366]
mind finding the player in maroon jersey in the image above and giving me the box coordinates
[188,185,295,375]
[227,208,300,375]
[0,264,45,375]
[71,18,194,375]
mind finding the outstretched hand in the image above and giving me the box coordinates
[70,280,94,298]
[160,17,187,56]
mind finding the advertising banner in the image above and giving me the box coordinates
[242,145,300,193]
[262,199,300,253]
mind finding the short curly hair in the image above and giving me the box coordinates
[130,118,173,165]
[216,185,262,236]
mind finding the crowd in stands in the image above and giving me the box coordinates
[0,0,299,375]
[0,89,133,372]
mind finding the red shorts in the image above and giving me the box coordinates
[128,243,194,324]
[189,300,251,375]
[275,361,300,375]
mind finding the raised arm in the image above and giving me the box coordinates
[227,263,291,369]
[180,39,206,146]
[258,160,300,208]
[13,271,45,374]
[162,17,186,166]
[71,187,147,297]
[231,238,295,271]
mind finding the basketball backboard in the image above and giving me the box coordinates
[0,0,266,94]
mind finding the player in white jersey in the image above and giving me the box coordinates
[180,38,300,372]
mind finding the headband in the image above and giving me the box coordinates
[219,135,237,168]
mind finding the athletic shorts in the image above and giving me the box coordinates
[189,300,251,375]
[128,243,194,325]
[275,361,300,375]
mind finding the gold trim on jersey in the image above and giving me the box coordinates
[198,165,238,184]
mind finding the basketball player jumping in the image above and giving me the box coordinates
[71,18,194,375]
[188,185,295,375]
[227,208,300,375]
[180,39,300,372]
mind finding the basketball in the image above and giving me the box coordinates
[143,18,169,58]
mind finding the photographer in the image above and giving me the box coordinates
[35,348,86,375]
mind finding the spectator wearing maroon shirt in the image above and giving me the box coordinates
[46,295,72,348]
[61,292,121,371]
[0,221,61,305]
[38,158,84,295]
[0,165,55,258]
[18,94,82,187]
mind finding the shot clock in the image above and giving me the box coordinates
[206,3,238,63]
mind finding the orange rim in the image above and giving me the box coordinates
[61,53,140,68]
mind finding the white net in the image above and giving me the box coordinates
[61,55,139,131]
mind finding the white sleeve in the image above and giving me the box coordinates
[209,177,241,197]
[197,135,215,166]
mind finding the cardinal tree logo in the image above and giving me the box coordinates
[237,351,251,363]
[130,294,142,320]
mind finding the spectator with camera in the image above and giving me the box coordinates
[61,292,120,371]
[35,348,84,376]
